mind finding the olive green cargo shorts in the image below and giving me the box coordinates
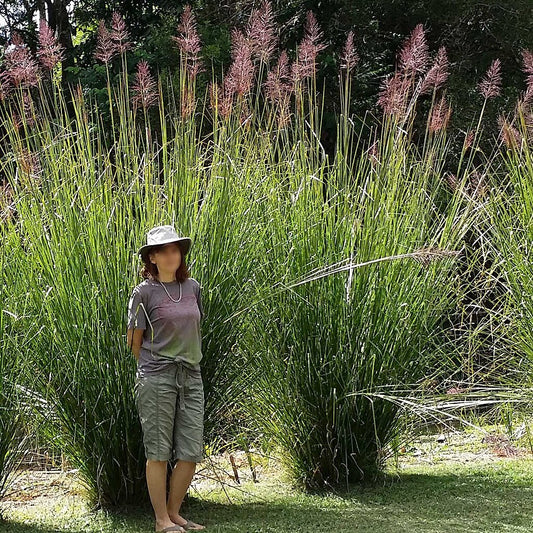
[134,363,205,463]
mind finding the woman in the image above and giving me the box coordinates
[127,225,206,532]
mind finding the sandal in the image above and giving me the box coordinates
[159,525,186,532]
[181,519,206,530]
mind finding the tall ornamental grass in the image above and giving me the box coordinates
[487,84,533,389]
[0,213,37,507]
[0,3,530,504]
[238,77,474,488]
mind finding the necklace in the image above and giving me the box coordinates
[156,278,182,303]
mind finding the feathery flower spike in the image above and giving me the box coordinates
[246,0,277,64]
[340,30,359,72]
[428,95,452,133]
[110,12,132,54]
[291,11,327,83]
[4,32,41,88]
[398,24,429,76]
[478,58,502,99]
[172,4,204,79]
[37,19,65,70]
[421,46,449,94]
[94,21,117,63]
[377,71,410,117]
[131,60,158,111]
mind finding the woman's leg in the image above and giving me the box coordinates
[167,459,197,521]
[146,459,184,531]
[135,371,184,531]
[167,368,205,528]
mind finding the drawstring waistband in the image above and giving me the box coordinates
[174,361,186,410]
[173,360,200,410]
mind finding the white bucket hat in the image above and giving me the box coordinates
[138,225,192,260]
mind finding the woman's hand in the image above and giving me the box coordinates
[127,328,144,361]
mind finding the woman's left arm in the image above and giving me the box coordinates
[196,283,204,320]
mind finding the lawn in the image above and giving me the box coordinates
[1,423,532,533]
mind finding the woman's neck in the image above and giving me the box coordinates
[156,272,177,283]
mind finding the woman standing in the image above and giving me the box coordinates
[127,225,206,532]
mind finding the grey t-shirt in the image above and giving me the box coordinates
[127,277,204,375]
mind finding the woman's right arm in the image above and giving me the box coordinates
[127,286,147,361]
[127,328,144,360]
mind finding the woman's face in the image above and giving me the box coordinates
[149,243,182,271]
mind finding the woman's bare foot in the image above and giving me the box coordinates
[168,513,206,530]
[155,517,186,532]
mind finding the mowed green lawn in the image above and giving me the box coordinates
[2,426,532,533]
